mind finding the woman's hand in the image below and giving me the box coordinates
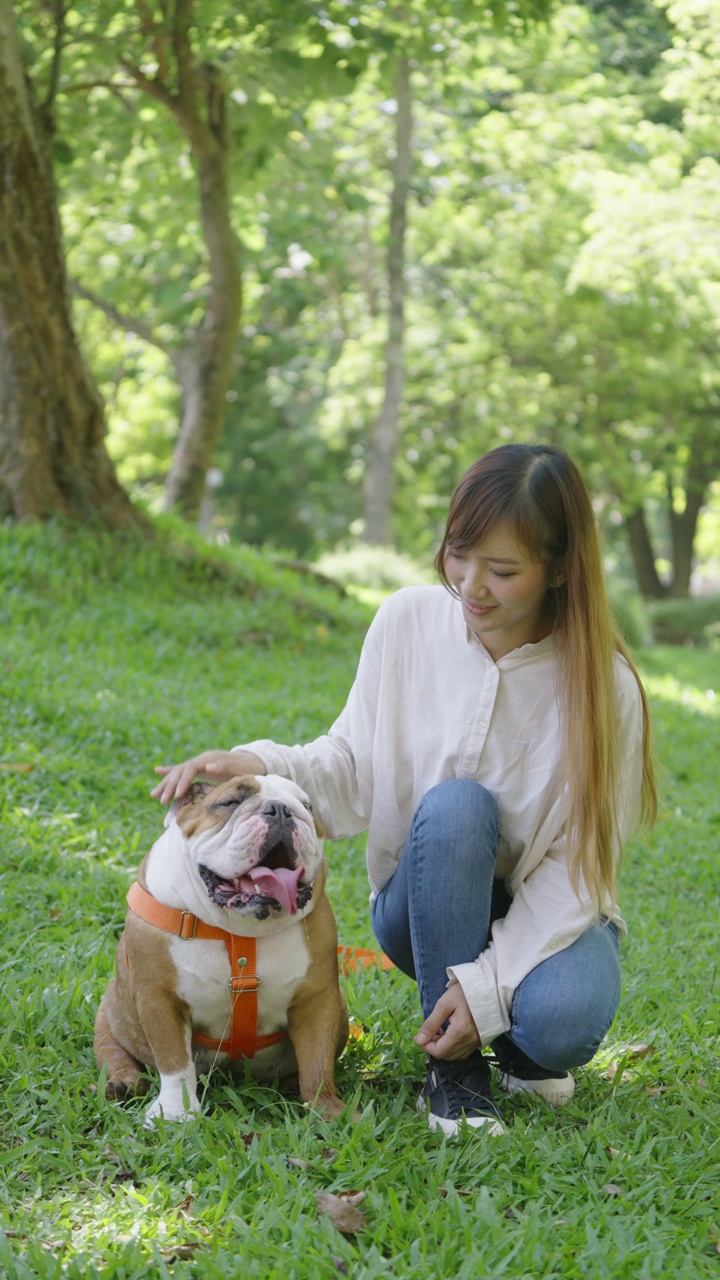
[414,985,481,1061]
[151,749,267,804]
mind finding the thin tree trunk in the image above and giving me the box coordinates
[363,58,412,547]
[667,453,710,599]
[162,118,242,518]
[0,0,140,528]
[624,507,668,600]
[122,8,243,522]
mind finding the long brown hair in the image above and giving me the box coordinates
[436,443,656,912]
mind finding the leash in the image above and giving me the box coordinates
[338,945,394,974]
[126,881,287,1060]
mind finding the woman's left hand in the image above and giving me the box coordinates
[414,986,481,1060]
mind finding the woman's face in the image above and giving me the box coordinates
[444,522,552,661]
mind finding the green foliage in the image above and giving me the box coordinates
[314,543,435,592]
[11,0,720,585]
[1,527,719,1277]
[607,579,651,649]
[647,593,720,646]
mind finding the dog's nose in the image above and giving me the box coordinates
[260,801,293,821]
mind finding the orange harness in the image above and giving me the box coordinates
[126,881,287,1060]
[125,882,396,1061]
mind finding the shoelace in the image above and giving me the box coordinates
[430,1065,495,1112]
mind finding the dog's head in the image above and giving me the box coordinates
[174,775,324,920]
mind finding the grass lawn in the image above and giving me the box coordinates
[0,523,718,1279]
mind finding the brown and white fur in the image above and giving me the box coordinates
[94,775,349,1126]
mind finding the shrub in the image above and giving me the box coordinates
[313,543,435,593]
[647,593,720,645]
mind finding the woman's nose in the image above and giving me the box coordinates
[464,563,489,597]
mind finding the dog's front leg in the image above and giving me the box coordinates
[287,987,348,1120]
[134,991,200,1127]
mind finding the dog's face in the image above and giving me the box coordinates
[175,775,324,920]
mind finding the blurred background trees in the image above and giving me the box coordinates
[2,0,719,604]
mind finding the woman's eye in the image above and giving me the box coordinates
[491,570,514,579]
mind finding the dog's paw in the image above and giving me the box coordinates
[144,1092,201,1129]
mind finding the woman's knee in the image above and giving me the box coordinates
[414,778,500,844]
[510,924,621,1070]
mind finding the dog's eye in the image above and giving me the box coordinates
[302,800,313,813]
[212,798,241,810]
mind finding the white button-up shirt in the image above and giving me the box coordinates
[239,585,644,1043]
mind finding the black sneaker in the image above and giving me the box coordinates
[417,1054,506,1136]
[491,1035,574,1107]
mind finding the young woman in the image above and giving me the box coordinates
[153,444,656,1136]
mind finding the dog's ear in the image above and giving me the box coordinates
[163,782,211,828]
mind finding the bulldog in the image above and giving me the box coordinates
[94,774,349,1126]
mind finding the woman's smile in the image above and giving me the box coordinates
[444,523,552,661]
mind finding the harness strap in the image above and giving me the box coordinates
[126,881,287,1060]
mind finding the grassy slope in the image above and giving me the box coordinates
[0,524,718,1280]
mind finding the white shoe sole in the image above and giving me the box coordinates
[417,1096,506,1137]
[500,1071,575,1107]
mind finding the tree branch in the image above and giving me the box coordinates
[119,58,177,114]
[43,0,65,111]
[71,281,173,355]
[172,0,197,112]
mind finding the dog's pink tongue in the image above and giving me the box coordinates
[244,865,303,914]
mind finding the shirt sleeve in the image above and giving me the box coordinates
[233,603,388,839]
[447,661,646,1045]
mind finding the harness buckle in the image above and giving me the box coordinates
[229,974,260,994]
[177,911,199,939]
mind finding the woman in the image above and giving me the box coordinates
[153,444,656,1136]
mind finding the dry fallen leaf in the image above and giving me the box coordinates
[0,762,35,773]
[315,1190,367,1234]
[287,1157,313,1170]
[606,1062,630,1083]
[347,1022,365,1040]
[238,1131,262,1148]
[627,1043,656,1061]
[602,1183,623,1197]
[605,1147,621,1158]
[159,1243,203,1262]
[710,1224,720,1255]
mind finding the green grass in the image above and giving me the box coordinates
[0,523,718,1279]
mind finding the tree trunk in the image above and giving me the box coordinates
[363,58,412,547]
[162,124,242,519]
[624,507,668,599]
[667,452,711,599]
[0,0,140,528]
[119,12,242,524]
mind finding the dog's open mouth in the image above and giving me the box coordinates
[199,845,311,917]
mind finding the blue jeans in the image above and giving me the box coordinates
[371,779,621,1070]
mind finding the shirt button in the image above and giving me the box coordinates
[480,719,487,728]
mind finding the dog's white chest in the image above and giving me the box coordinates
[170,924,311,1070]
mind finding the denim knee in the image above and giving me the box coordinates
[414,778,501,842]
[509,922,621,1071]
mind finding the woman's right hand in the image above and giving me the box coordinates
[151,749,267,805]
